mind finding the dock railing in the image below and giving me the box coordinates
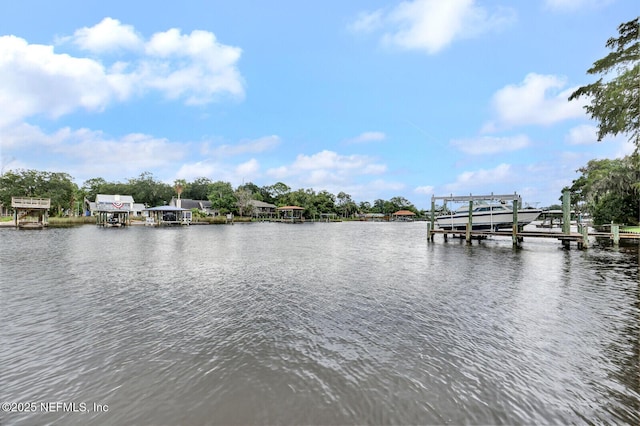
[11,197,51,209]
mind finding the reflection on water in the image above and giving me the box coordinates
[0,223,638,425]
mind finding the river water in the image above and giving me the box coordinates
[0,222,638,425]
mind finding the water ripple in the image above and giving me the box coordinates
[0,223,638,425]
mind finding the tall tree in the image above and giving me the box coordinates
[185,177,213,200]
[235,187,254,217]
[569,18,640,148]
[208,181,237,214]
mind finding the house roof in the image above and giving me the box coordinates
[249,200,276,208]
[277,205,304,210]
[393,210,416,216]
[96,194,134,204]
[145,206,189,211]
[171,198,212,209]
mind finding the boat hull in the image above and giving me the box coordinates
[435,210,542,231]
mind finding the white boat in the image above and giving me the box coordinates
[435,202,542,231]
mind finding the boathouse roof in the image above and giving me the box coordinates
[145,206,189,211]
[393,210,416,216]
[249,200,277,209]
[277,205,304,210]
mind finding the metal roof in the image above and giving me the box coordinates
[145,206,189,211]
[277,205,304,210]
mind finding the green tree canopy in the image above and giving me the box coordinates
[0,169,78,216]
[184,177,213,200]
[569,17,639,148]
[566,155,639,225]
[208,181,237,214]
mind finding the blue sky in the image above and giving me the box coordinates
[0,1,636,209]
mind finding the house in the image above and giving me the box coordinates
[170,197,215,216]
[248,200,277,219]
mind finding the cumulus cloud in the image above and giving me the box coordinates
[0,18,244,127]
[544,0,614,12]
[445,163,512,192]
[565,124,598,145]
[349,0,516,54]
[206,135,281,157]
[414,185,434,195]
[482,73,587,131]
[266,150,387,187]
[141,28,244,105]
[71,17,143,53]
[450,134,530,154]
[1,122,186,181]
[0,36,117,127]
[345,131,386,144]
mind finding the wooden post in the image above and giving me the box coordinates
[466,200,473,244]
[430,197,435,241]
[579,224,589,249]
[562,189,571,235]
[612,224,620,246]
[512,198,519,247]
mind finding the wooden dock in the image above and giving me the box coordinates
[428,191,639,249]
[429,226,640,249]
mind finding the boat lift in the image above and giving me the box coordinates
[429,193,525,245]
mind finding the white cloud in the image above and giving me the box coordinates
[0,35,117,127]
[1,122,187,181]
[346,131,386,144]
[71,17,143,53]
[350,0,516,54]
[142,28,244,105]
[483,73,587,131]
[348,10,384,33]
[544,0,614,12]
[414,185,434,195]
[266,150,387,187]
[235,158,260,177]
[565,124,598,145]
[207,135,281,157]
[0,19,244,127]
[450,134,530,154]
[445,163,512,192]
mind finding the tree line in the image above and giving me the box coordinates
[0,170,422,219]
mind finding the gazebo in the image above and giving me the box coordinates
[392,210,416,221]
[277,206,305,223]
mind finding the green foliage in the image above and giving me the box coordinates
[0,169,78,216]
[569,18,640,147]
[208,181,237,214]
[127,172,173,207]
[183,177,213,200]
[567,155,640,225]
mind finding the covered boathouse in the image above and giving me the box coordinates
[94,194,134,227]
[144,206,192,226]
[277,205,305,223]
[11,197,50,228]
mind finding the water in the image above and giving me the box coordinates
[0,222,638,425]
